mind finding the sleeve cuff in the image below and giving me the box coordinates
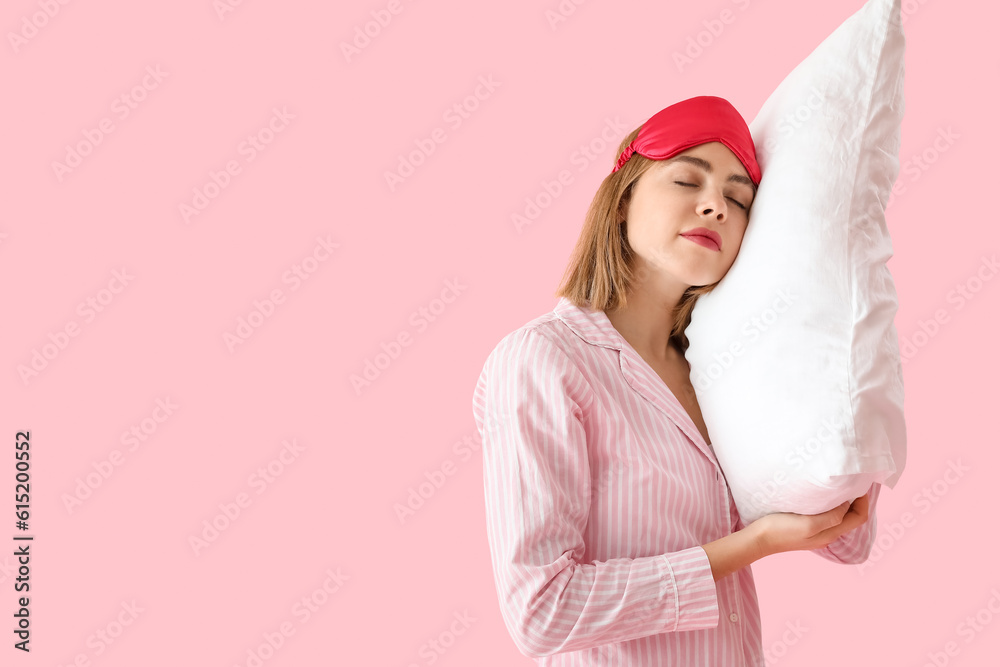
[657,546,720,632]
[812,482,881,564]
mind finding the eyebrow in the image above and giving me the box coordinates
[665,155,755,190]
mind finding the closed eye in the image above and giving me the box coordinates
[674,181,749,211]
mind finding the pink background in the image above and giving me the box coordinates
[1,0,996,665]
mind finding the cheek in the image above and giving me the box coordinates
[625,214,664,243]
[624,223,653,251]
[732,222,748,243]
[721,226,742,253]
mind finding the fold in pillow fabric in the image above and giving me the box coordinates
[685,0,908,526]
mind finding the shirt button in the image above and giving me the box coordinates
[729,612,739,623]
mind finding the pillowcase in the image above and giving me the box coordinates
[684,0,908,526]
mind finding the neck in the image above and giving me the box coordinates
[603,273,687,364]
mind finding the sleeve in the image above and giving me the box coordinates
[471,327,720,659]
[810,481,882,564]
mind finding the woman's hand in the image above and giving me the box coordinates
[749,492,870,558]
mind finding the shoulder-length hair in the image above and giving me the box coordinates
[554,126,730,355]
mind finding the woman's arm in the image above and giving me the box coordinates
[700,524,766,582]
[473,328,721,659]
[701,491,873,580]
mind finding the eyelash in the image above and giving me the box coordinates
[674,181,748,211]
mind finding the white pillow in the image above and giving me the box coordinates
[684,0,907,526]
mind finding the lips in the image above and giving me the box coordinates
[680,228,722,251]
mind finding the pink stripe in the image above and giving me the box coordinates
[472,297,880,665]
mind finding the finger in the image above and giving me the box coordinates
[810,513,862,546]
[847,494,871,520]
[838,497,872,532]
[838,509,867,533]
[845,502,870,526]
[816,500,850,516]
[825,500,852,523]
[806,501,851,537]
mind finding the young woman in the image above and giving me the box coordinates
[471,96,880,665]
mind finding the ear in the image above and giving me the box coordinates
[617,184,633,224]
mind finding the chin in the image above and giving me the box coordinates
[680,266,725,288]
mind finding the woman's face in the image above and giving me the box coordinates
[622,141,756,289]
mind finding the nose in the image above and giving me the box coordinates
[698,187,728,221]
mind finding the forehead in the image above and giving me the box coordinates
[675,141,742,166]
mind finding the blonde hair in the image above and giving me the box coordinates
[554,126,728,354]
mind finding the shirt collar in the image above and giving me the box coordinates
[553,296,625,351]
[552,296,719,464]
